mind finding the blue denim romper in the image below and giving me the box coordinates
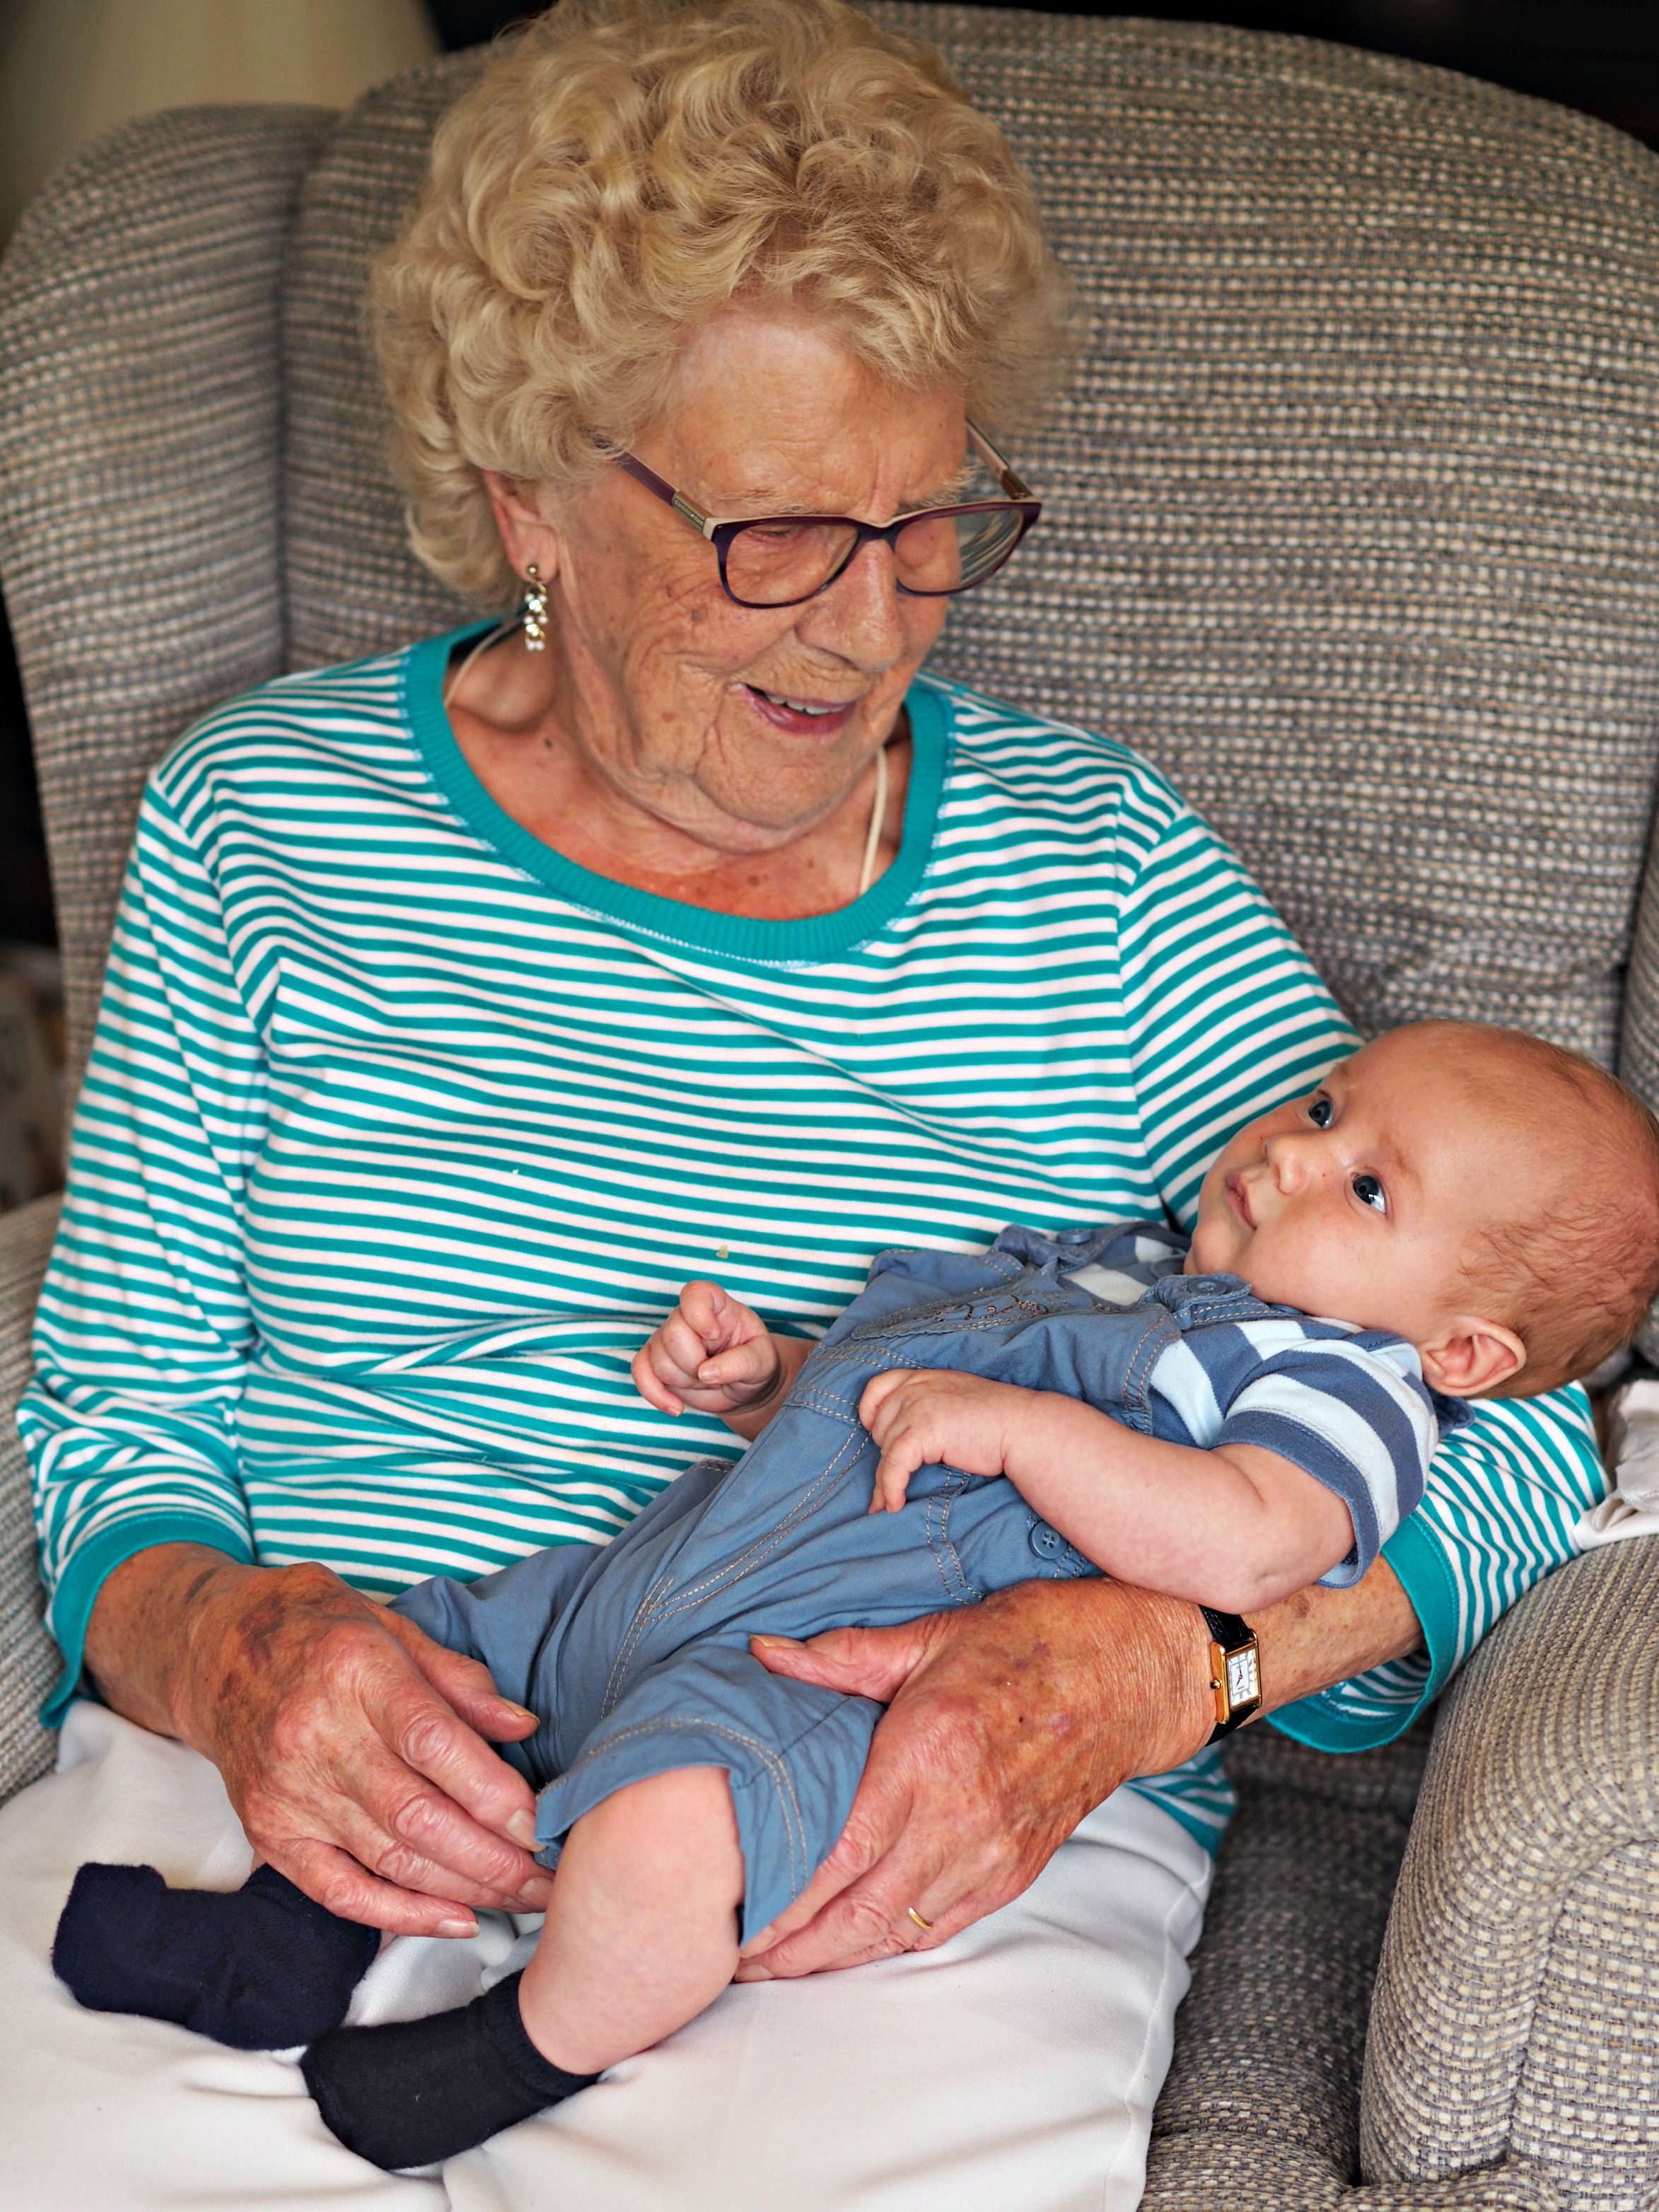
[394,1221,1286,1938]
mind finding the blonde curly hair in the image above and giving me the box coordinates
[371,0,1074,606]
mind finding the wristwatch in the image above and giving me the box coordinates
[1201,1606,1262,1742]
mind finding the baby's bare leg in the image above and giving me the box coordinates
[520,1764,745,2076]
[298,1764,745,2171]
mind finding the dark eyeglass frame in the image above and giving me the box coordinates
[613,423,1042,609]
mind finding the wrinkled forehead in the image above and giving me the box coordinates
[652,310,971,514]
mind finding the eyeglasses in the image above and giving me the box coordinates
[613,424,1041,610]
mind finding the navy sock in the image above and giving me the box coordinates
[52,1861,380,2049]
[300,1969,598,2171]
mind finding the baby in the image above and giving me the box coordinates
[53,1020,1659,2172]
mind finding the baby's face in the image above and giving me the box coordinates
[1188,1028,1527,1351]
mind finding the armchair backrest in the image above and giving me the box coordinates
[0,103,334,1093]
[6,10,1659,1127]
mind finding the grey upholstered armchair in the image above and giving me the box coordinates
[4,12,1659,2206]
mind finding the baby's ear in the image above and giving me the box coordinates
[1417,1317,1527,1398]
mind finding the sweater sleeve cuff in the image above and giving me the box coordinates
[41,1515,255,1728]
[1264,1512,1454,1754]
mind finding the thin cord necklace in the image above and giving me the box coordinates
[441,617,518,712]
[856,742,890,897]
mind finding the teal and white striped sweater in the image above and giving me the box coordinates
[20,627,1605,1848]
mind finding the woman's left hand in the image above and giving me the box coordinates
[738,1555,1424,1979]
[735,1578,1215,1977]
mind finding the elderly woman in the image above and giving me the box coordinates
[6,1,1600,2206]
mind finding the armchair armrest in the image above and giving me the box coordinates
[1363,1540,1659,2210]
[0,1195,60,1805]
[1145,1544,1659,2210]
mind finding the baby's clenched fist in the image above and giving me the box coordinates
[632,1281,801,1438]
[860,1368,1031,1513]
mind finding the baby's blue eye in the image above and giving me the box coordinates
[1308,1095,1334,1128]
[1352,1172,1387,1214]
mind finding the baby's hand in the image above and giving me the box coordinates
[858,1369,1031,1513]
[633,1280,784,1419]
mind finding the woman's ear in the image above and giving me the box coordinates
[481,469,562,587]
[1417,1316,1527,1398]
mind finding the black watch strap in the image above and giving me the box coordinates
[1201,1606,1262,1743]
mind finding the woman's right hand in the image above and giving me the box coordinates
[631,1279,784,1419]
[84,1543,554,1936]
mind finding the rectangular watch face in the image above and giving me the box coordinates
[1226,1645,1261,1710]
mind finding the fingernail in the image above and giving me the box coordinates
[751,1634,803,1649]
[506,1808,539,1846]
[503,1704,537,1725]
[436,1918,477,1939]
[738,1922,777,1955]
[520,1878,554,1909]
[735,1960,773,1981]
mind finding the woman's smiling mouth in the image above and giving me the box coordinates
[743,684,859,735]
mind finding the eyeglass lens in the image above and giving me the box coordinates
[723,503,1027,607]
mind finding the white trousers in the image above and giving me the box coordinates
[0,1702,1212,2212]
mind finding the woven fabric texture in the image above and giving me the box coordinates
[0,1197,62,1805]
[1146,1719,1426,2203]
[0,103,336,1100]
[1616,869,1659,1356]
[1147,1717,1564,2212]
[1363,1539,1659,2211]
[280,11,1659,1072]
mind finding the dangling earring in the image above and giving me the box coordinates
[521,562,548,651]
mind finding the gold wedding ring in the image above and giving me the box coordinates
[907,1906,933,1933]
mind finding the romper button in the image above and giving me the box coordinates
[1029,1522,1064,1557]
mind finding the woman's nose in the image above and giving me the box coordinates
[801,539,907,669]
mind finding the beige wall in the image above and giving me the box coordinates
[0,0,439,237]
